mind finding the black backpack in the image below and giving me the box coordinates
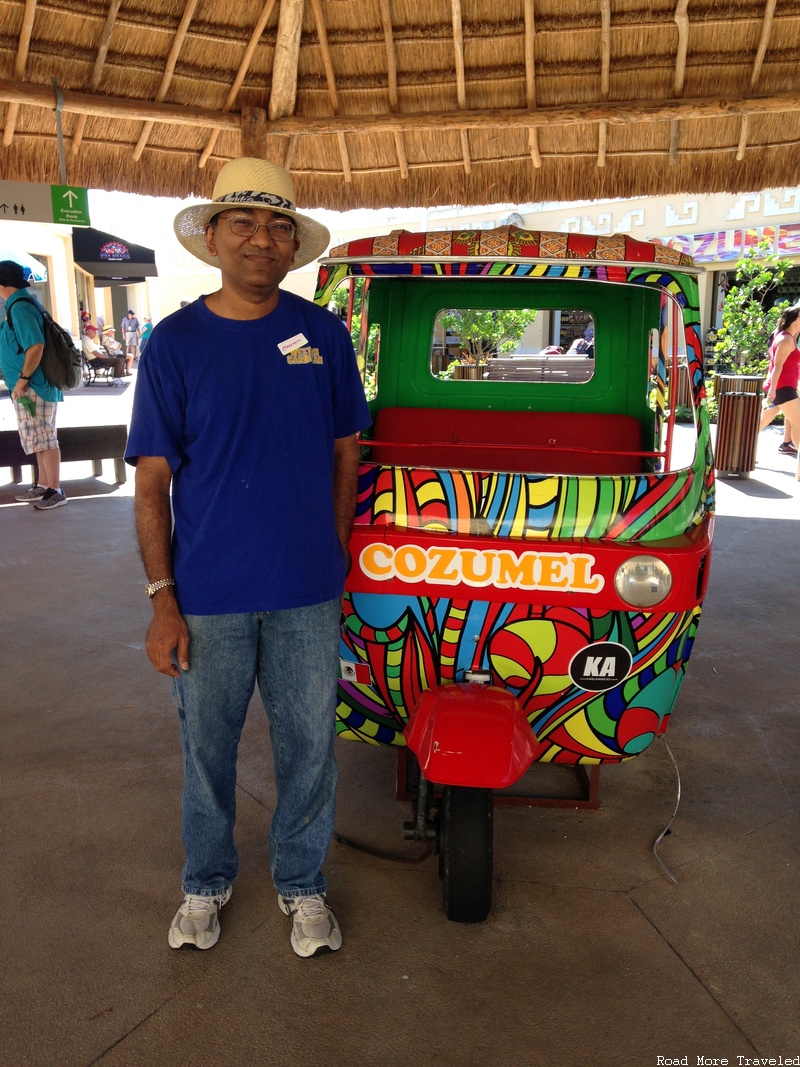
[6,296,83,391]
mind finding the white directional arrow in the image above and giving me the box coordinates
[62,189,79,206]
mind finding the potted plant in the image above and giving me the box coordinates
[439,307,539,379]
[713,238,791,378]
[711,238,791,473]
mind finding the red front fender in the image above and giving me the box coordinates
[404,683,546,789]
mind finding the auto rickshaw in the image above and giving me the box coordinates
[314,226,714,922]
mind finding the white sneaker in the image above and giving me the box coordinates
[168,887,232,950]
[278,893,342,958]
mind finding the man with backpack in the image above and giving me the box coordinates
[0,260,67,509]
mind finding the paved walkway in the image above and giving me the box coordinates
[1,390,798,1066]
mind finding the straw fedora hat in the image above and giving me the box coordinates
[173,158,330,271]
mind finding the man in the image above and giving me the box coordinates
[0,260,67,509]
[121,310,140,373]
[82,324,125,383]
[125,158,370,958]
[101,325,125,359]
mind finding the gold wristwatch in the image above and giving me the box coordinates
[146,578,176,598]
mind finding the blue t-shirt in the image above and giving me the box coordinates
[125,292,371,615]
[0,290,64,402]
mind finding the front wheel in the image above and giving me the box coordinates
[439,785,493,923]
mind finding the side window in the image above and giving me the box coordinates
[648,293,698,472]
[430,307,595,383]
[358,313,380,401]
[328,277,379,400]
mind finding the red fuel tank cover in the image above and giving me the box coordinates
[404,683,545,789]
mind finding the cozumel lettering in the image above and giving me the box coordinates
[359,543,604,593]
[287,347,323,365]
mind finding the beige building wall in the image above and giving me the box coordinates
[0,220,81,336]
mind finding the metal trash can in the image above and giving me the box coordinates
[713,374,765,477]
[672,359,692,410]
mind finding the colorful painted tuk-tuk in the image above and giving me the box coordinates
[315,226,713,922]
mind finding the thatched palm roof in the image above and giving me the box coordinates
[1,0,798,211]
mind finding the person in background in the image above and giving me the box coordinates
[125,157,370,959]
[0,259,67,508]
[139,315,153,354]
[759,306,800,456]
[102,325,125,359]
[83,325,125,384]
[121,310,140,373]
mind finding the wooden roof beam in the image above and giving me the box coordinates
[3,0,37,148]
[283,134,299,170]
[201,0,278,167]
[133,0,200,162]
[5,78,800,135]
[451,0,471,174]
[379,0,408,180]
[668,0,689,165]
[309,0,351,182]
[737,0,778,161]
[597,0,611,168]
[269,0,304,120]
[71,0,123,156]
[523,0,541,169]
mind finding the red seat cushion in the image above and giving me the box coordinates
[370,407,643,474]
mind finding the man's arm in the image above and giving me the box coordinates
[134,455,190,677]
[332,434,360,569]
[11,342,44,399]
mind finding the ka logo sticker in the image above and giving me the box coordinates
[568,642,633,692]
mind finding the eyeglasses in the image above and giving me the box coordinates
[223,215,297,242]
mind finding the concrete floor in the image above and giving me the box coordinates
[1,385,798,1067]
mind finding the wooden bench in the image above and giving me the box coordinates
[484,355,593,383]
[0,424,129,484]
[368,406,644,475]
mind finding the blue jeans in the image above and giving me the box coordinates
[171,598,341,900]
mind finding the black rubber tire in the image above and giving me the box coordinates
[440,785,493,923]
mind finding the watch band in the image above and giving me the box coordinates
[146,577,176,598]
[18,373,31,380]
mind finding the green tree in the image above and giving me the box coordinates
[714,238,791,375]
[328,278,378,398]
[439,307,538,363]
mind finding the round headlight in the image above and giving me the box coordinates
[614,555,673,607]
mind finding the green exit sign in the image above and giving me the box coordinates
[50,185,90,225]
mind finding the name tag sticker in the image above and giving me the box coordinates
[278,333,308,355]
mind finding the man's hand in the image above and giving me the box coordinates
[146,596,190,677]
[134,456,186,676]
